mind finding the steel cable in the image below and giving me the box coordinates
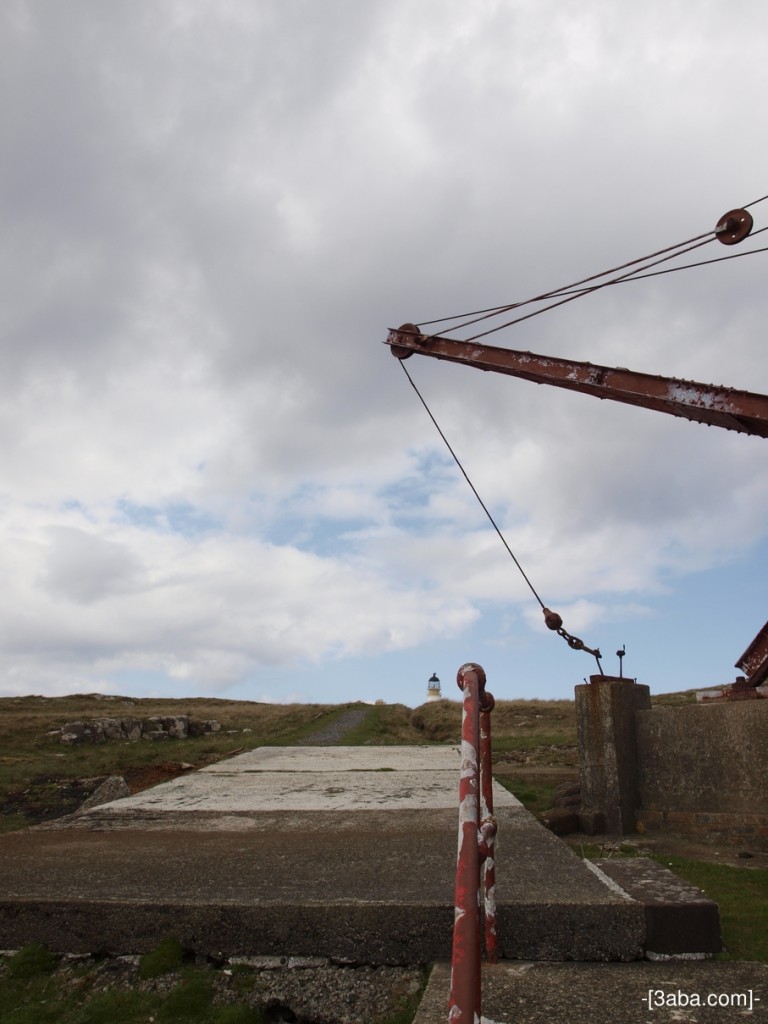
[398,359,604,672]
[418,195,768,339]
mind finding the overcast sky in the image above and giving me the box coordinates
[2,0,768,706]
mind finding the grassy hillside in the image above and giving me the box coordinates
[0,693,577,831]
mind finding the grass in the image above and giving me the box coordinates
[339,702,425,745]
[0,958,263,1024]
[0,942,426,1024]
[138,936,185,979]
[0,695,354,829]
[495,776,559,814]
[655,856,768,962]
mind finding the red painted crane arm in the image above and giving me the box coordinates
[386,324,768,438]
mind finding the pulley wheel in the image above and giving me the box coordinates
[388,323,421,359]
[715,208,753,245]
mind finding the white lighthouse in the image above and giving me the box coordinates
[426,672,442,702]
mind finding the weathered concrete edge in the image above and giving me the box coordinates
[413,961,768,1024]
[0,899,452,965]
[499,901,645,962]
[593,858,723,956]
[0,897,645,964]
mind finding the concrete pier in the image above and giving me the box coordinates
[0,745,644,963]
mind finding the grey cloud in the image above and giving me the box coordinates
[2,0,768,695]
[44,526,143,603]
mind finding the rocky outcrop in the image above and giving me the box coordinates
[56,717,221,744]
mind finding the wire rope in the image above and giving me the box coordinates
[418,194,768,338]
[398,359,604,671]
[461,237,715,342]
[399,358,545,609]
[418,230,714,331]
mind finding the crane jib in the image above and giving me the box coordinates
[385,326,768,438]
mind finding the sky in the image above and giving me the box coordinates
[2,0,768,707]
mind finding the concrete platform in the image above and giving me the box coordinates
[414,961,768,1023]
[0,746,645,963]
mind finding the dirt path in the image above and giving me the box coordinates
[298,708,371,745]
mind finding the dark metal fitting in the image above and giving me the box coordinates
[479,816,498,840]
[456,662,487,692]
[477,818,497,862]
[543,607,563,631]
[480,691,495,714]
[388,323,423,359]
[715,208,753,246]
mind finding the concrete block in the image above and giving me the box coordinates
[593,858,722,955]
[578,809,606,835]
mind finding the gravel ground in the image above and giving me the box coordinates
[0,952,427,1024]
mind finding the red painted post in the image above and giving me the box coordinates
[449,664,499,1022]
[449,663,485,1023]
[479,691,498,963]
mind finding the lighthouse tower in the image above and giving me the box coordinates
[426,672,442,702]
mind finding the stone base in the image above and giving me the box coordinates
[636,809,768,852]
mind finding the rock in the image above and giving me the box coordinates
[188,719,221,737]
[78,776,130,812]
[141,716,189,740]
[60,721,106,745]
[552,781,581,809]
[142,718,170,741]
[97,718,124,741]
[539,807,580,835]
[57,716,217,743]
[121,718,144,742]
[159,716,189,739]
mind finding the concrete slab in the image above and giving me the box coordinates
[57,745,514,816]
[91,771,517,814]
[0,746,643,962]
[414,960,768,1024]
[200,745,463,773]
[79,745,518,814]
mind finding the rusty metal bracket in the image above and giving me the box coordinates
[735,618,768,687]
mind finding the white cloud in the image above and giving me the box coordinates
[1,0,768,698]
